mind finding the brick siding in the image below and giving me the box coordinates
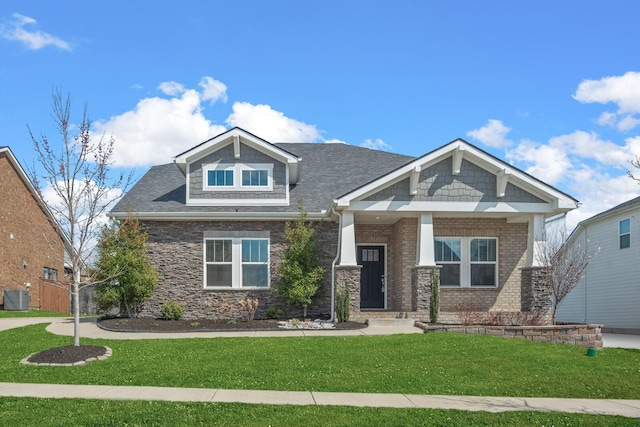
[0,153,66,309]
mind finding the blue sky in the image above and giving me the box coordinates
[2,1,640,229]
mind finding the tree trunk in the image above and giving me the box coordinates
[73,270,81,346]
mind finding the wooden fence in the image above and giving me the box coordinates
[38,279,70,314]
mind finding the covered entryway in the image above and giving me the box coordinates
[358,245,386,309]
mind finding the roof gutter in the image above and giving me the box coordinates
[108,210,331,221]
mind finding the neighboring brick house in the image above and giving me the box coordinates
[110,128,579,322]
[0,146,70,311]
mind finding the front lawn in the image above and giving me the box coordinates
[0,398,634,426]
[1,324,639,399]
[0,309,70,318]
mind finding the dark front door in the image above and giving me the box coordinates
[358,245,385,309]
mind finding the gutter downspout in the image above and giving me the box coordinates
[583,224,588,324]
[328,207,343,324]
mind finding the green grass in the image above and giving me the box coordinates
[0,309,70,318]
[0,397,634,426]
[1,324,639,399]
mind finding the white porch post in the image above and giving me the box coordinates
[340,211,358,266]
[416,213,436,266]
[527,214,546,267]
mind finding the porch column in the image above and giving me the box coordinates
[416,213,436,266]
[339,211,357,266]
[527,214,545,267]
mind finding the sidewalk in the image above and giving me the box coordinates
[42,318,424,339]
[0,382,639,418]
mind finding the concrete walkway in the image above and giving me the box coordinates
[0,382,639,418]
[42,318,424,339]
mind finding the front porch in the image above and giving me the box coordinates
[334,213,551,322]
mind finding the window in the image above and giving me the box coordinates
[435,237,497,287]
[620,219,631,249]
[203,163,273,191]
[434,238,461,286]
[43,267,58,281]
[204,237,269,288]
[242,169,268,187]
[207,169,233,187]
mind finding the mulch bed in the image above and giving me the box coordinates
[24,318,365,366]
[26,345,109,365]
[98,317,366,332]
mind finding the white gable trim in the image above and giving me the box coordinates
[174,128,301,184]
[335,139,578,213]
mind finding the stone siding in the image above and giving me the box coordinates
[521,266,552,324]
[335,265,362,314]
[188,142,287,200]
[435,218,528,314]
[416,322,603,349]
[411,266,439,313]
[140,220,338,320]
[0,153,67,310]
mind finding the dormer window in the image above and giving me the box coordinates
[203,163,273,191]
[208,168,234,187]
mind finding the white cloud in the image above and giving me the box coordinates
[547,131,639,166]
[361,138,392,151]
[574,71,640,114]
[507,139,571,185]
[596,111,617,127]
[225,102,321,142]
[324,138,347,144]
[0,13,70,50]
[158,81,186,96]
[94,87,226,167]
[617,115,640,132]
[199,76,227,103]
[467,119,512,148]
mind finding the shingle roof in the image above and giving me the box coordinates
[111,143,414,215]
[579,195,640,226]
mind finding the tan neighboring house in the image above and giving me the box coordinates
[110,128,579,322]
[0,146,70,312]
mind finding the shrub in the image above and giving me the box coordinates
[335,284,350,323]
[238,298,259,322]
[453,301,482,325]
[160,300,186,320]
[273,200,325,318]
[429,269,439,323]
[265,304,284,320]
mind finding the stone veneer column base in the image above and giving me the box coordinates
[521,266,552,324]
[335,265,362,315]
[412,266,440,315]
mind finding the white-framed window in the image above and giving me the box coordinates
[203,163,273,191]
[204,235,270,289]
[43,267,58,281]
[435,237,498,287]
[619,218,631,249]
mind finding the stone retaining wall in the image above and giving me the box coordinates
[415,322,603,349]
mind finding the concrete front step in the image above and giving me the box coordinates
[366,318,416,327]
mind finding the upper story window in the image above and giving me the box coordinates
[207,169,234,187]
[619,218,631,249]
[203,163,273,191]
[435,237,498,287]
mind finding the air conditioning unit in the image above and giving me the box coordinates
[3,290,29,311]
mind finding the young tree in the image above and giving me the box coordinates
[629,156,640,183]
[94,214,157,317]
[536,232,598,324]
[28,90,132,346]
[274,201,325,318]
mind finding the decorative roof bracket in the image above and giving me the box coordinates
[497,168,510,198]
[233,135,240,159]
[410,165,422,195]
[452,146,463,175]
